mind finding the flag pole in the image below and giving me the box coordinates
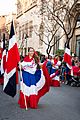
[19,62,28,110]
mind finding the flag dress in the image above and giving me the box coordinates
[18,55,50,109]
[50,60,61,87]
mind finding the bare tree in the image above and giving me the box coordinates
[44,0,79,45]
[35,0,79,57]
[35,0,65,57]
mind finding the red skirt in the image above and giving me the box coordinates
[51,79,60,87]
[0,77,3,85]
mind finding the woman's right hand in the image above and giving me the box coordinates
[19,62,22,70]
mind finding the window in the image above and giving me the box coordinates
[19,26,21,40]
[21,25,24,38]
[39,22,44,46]
[17,0,22,16]
[29,21,33,38]
[39,35,43,46]
[53,35,59,54]
[76,15,80,28]
[25,23,28,37]
[76,36,80,61]
[30,0,37,6]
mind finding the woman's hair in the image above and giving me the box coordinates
[28,47,34,52]
[33,51,40,64]
[28,47,40,64]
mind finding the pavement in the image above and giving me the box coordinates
[0,84,80,120]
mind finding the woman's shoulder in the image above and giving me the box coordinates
[23,55,29,61]
[23,55,33,62]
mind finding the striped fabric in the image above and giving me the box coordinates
[18,58,51,108]
[3,21,20,97]
[64,42,72,69]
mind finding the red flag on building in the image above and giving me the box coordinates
[64,42,72,69]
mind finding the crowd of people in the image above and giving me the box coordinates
[0,47,80,109]
[40,53,80,87]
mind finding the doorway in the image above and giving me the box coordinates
[76,36,80,61]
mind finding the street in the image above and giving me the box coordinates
[0,84,80,120]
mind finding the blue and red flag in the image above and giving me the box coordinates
[3,21,20,97]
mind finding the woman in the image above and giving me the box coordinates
[18,47,50,109]
[50,56,62,87]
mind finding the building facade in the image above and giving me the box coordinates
[0,13,17,50]
[16,0,80,59]
[16,0,41,56]
[0,16,7,41]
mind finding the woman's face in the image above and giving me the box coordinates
[28,48,34,58]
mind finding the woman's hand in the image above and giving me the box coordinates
[19,62,22,70]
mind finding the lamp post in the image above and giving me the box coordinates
[24,34,28,55]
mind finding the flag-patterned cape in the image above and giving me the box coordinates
[18,56,51,108]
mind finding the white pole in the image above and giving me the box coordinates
[19,62,28,110]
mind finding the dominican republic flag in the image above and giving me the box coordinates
[18,57,51,108]
[64,42,72,69]
[3,21,20,97]
[1,33,6,74]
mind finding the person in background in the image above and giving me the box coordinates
[40,55,46,63]
[72,53,75,66]
[50,56,62,87]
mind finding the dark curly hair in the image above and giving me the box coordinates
[28,47,40,69]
